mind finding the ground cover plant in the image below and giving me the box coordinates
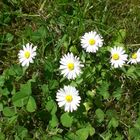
[0,0,140,139]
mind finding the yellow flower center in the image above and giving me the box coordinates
[112,53,119,60]
[132,53,137,59]
[67,63,74,70]
[24,51,30,59]
[65,95,73,102]
[89,39,95,45]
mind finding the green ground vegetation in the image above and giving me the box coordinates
[0,0,140,139]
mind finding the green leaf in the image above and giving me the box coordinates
[129,128,140,140]
[20,82,32,95]
[83,102,92,112]
[0,75,5,87]
[3,106,16,117]
[0,132,5,140]
[26,96,37,112]
[106,109,118,119]
[49,80,59,90]
[65,132,78,140]
[46,100,57,115]
[95,108,105,122]
[113,88,122,100]
[129,117,140,139]
[7,65,23,79]
[41,84,49,95]
[12,91,29,107]
[31,26,47,41]
[100,131,112,140]
[5,33,14,42]
[45,60,54,72]
[114,131,124,140]
[49,115,58,128]
[51,135,63,140]
[70,45,78,54]
[108,117,119,128]
[60,112,73,127]
[76,128,89,140]
[98,81,110,99]
[114,29,126,43]
[0,88,9,96]
[12,82,31,107]
[16,126,28,139]
[134,117,140,128]
[125,66,140,80]
[86,124,95,136]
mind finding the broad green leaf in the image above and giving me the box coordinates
[113,88,122,100]
[134,117,140,128]
[0,132,5,140]
[114,131,124,140]
[12,91,29,107]
[83,102,92,112]
[86,124,95,136]
[37,26,47,39]
[98,81,110,99]
[12,82,32,107]
[45,60,54,72]
[95,108,105,122]
[31,26,47,41]
[49,115,58,128]
[129,117,140,139]
[106,109,118,119]
[5,33,14,42]
[20,82,32,95]
[86,90,96,99]
[16,126,28,139]
[8,115,18,125]
[0,88,9,96]
[114,29,126,43]
[3,106,16,117]
[129,128,140,140]
[65,132,78,140]
[51,135,63,140]
[26,96,37,112]
[70,45,78,54]
[76,77,83,84]
[108,117,119,128]
[41,84,49,95]
[100,131,112,140]
[60,112,73,128]
[46,100,57,115]
[49,80,59,90]
[76,128,89,140]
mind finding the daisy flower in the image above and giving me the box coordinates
[110,46,128,68]
[128,49,140,64]
[18,43,37,67]
[59,53,83,80]
[81,31,103,53]
[56,85,81,112]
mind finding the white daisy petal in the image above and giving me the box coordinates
[56,85,81,112]
[18,43,37,67]
[59,52,83,80]
[80,31,103,53]
[110,46,128,68]
[128,49,140,64]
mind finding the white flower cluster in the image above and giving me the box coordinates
[17,31,140,112]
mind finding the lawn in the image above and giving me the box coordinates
[0,0,140,139]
